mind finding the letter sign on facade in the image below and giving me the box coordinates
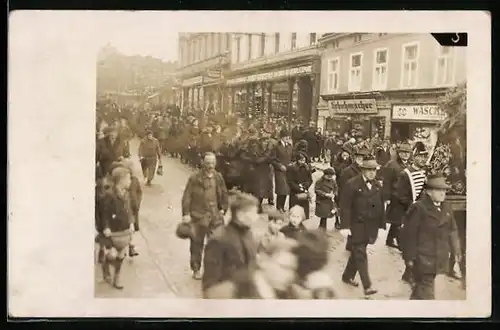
[328,99,378,115]
[392,104,447,122]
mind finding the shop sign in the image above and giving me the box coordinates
[227,65,312,86]
[181,76,203,87]
[328,99,378,115]
[392,104,447,122]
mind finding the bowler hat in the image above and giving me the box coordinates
[359,156,380,170]
[425,174,451,190]
[176,222,196,240]
[397,143,413,153]
[323,167,335,176]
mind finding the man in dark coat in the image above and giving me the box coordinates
[302,126,320,161]
[181,152,229,280]
[292,124,303,146]
[96,127,130,178]
[202,192,260,295]
[339,156,386,296]
[376,139,392,167]
[270,129,294,212]
[401,174,461,300]
[382,142,412,247]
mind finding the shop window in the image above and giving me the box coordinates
[275,33,280,53]
[327,57,340,92]
[373,48,388,90]
[435,46,455,86]
[401,42,419,88]
[348,52,363,92]
[260,33,266,56]
[310,33,317,45]
[291,33,297,50]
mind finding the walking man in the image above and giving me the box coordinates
[271,129,293,212]
[138,129,162,186]
[401,174,461,300]
[181,152,229,280]
[339,155,386,296]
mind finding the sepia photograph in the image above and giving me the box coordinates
[95,31,467,300]
[8,11,490,318]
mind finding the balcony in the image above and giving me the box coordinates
[176,52,230,78]
[229,45,322,74]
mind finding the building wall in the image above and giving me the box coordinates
[320,33,467,96]
[178,33,232,69]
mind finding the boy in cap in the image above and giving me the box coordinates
[401,174,461,300]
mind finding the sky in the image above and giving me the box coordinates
[95,13,179,62]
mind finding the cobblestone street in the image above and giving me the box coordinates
[95,139,466,300]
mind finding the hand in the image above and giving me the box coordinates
[182,215,191,223]
[339,229,351,238]
[405,260,414,268]
[103,228,111,237]
[279,165,287,172]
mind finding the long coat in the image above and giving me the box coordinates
[339,175,385,245]
[286,162,314,219]
[401,194,461,275]
[181,170,229,227]
[314,176,338,218]
[337,163,361,203]
[381,158,407,202]
[302,129,319,158]
[96,136,130,177]
[386,168,419,226]
[240,139,273,198]
[376,147,392,167]
[202,222,258,292]
[271,141,293,196]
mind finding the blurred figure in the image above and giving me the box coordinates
[258,208,286,253]
[138,129,162,186]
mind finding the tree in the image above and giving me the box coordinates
[437,82,466,142]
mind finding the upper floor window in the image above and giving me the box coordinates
[260,33,266,57]
[327,57,340,92]
[435,46,455,86]
[216,33,222,54]
[203,36,208,60]
[235,37,241,63]
[401,42,419,88]
[379,33,388,37]
[353,34,362,43]
[373,48,388,90]
[275,33,280,53]
[247,34,252,60]
[291,33,297,50]
[212,33,218,56]
[310,33,317,45]
[226,33,231,51]
[349,52,363,92]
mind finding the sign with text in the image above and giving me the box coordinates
[392,104,447,122]
[328,99,378,114]
[227,65,312,86]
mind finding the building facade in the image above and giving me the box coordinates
[226,33,322,124]
[176,33,233,113]
[317,33,466,144]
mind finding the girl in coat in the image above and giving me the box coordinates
[286,152,314,219]
[314,167,338,231]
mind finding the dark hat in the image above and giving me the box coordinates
[323,167,335,176]
[354,148,370,156]
[397,143,413,153]
[413,141,428,156]
[279,129,291,138]
[176,222,196,240]
[359,155,380,170]
[425,173,451,190]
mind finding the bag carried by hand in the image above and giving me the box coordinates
[156,164,163,176]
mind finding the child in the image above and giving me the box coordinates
[280,205,307,240]
[258,209,286,254]
[314,167,338,231]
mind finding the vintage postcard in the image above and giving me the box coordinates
[8,11,491,318]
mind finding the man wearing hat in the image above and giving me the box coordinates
[96,126,130,179]
[138,128,162,186]
[339,155,386,296]
[401,174,461,300]
[387,141,429,284]
[270,129,294,212]
[382,142,413,248]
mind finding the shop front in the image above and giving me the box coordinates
[180,74,225,113]
[318,96,390,139]
[226,59,321,125]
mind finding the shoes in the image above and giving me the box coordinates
[342,278,359,287]
[192,270,203,280]
[364,287,378,296]
[129,245,139,257]
[334,222,341,230]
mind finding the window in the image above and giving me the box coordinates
[226,33,231,51]
[327,57,340,92]
[235,37,241,62]
[435,46,455,86]
[217,33,222,54]
[310,33,317,45]
[275,33,280,53]
[401,42,419,88]
[353,34,362,43]
[379,33,388,37]
[260,33,265,56]
[247,34,252,60]
[212,33,218,56]
[203,36,208,60]
[291,33,297,50]
[373,48,388,90]
[348,52,363,91]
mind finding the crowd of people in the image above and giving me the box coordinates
[94,100,465,300]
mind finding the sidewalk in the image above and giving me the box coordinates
[94,232,177,298]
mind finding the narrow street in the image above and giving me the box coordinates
[95,139,466,300]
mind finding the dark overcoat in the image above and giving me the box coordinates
[337,163,361,203]
[314,176,338,218]
[96,136,130,176]
[381,158,407,202]
[401,194,461,275]
[286,162,314,219]
[202,222,258,292]
[339,175,385,245]
[270,141,294,196]
[386,169,415,226]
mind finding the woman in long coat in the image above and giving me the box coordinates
[314,168,338,230]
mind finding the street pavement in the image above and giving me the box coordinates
[95,139,466,300]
